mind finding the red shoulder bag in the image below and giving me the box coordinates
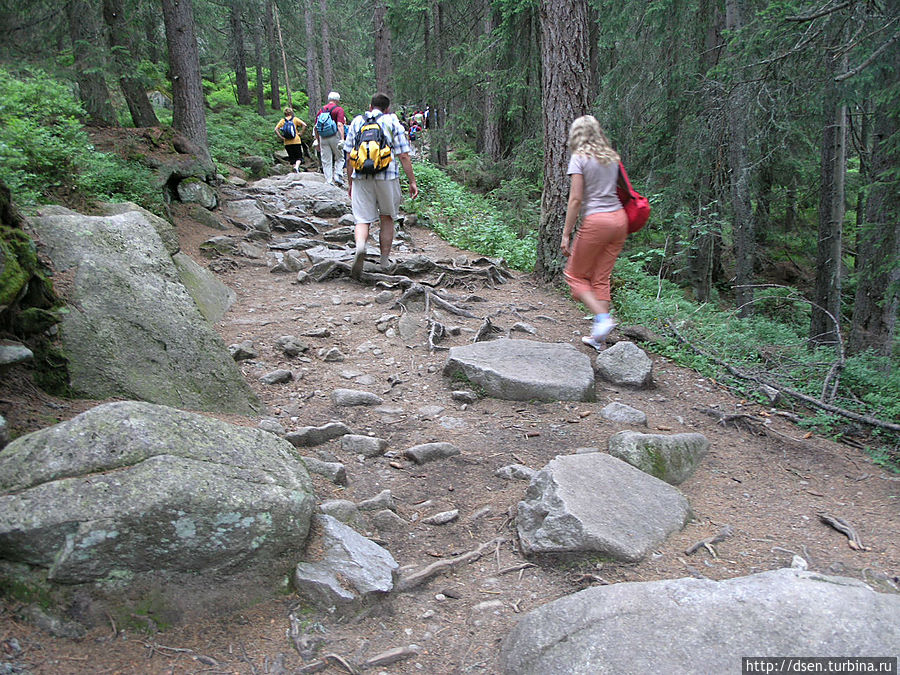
[616,162,651,234]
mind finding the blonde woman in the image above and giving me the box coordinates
[275,107,308,173]
[560,115,628,350]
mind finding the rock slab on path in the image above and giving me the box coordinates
[516,453,690,561]
[499,568,900,675]
[443,339,595,402]
[608,430,710,484]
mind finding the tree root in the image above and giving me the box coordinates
[818,513,869,551]
[684,525,734,556]
[397,537,506,591]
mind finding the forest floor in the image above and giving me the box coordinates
[1,146,898,674]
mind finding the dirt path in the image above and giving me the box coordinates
[1,192,897,675]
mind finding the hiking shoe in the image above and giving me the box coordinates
[591,316,617,340]
[350,247,366,279]
[581,335,606,352]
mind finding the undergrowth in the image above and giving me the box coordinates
[0,66,161,212]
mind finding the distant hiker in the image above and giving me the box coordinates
[314,91,347,186]
[560,115,627,351]
[345,92,418,279]
[276,107,308,173]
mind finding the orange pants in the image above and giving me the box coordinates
[564,210,628,302]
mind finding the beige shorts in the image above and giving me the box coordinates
[351,177,402,224]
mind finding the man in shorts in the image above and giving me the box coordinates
[345,92,418,278]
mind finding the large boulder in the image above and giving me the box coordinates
[499,568,900,674]
[171,252,236,322]
[27,208,259,414]
[222,199,271,234]
[607,431,710,484]
[443,339,595,402]
[0,402,315,619]
[516,453,690,561]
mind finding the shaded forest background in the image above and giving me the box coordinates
[0,0,897,464]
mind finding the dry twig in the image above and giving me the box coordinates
[684,525,734,556]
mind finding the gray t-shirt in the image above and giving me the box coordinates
[567,153,622,216]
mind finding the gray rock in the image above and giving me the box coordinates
[355,374,376,386]
[322,225,355,242]
[357,490,395,512]
[496,464,536,481]
[516,453,690,561]
[275,335,309,356]
[499,568,900,675]
[594,341,653,388]
[27,210,259,415]
[0,415,7,450]
[185,203,228,230]
[258,418,286,436]
[285,422,352,448]
[318,499,362,526]
[574,447,601,454]
[338,214,355,227]
[510,322,537,335]
[176,178,217,209]
[293,515,398,614]
[0,402,314,584]
[200,236,237,256]
[223,199,270,233]
[369,509,407,532]
[451,390,478,404]
[296,270,310,284]
[404,442,460,464]
[260,369,293,385]
[237,241,266,258]
[332,389,384,407]
[422,509,459,525]
[301,456,347,485]
[607,431,710,485]
[599,402,647,426]
[270,250,306,273]
[20,605,86,639]
[443,339,595,402]
[302,327,332,338]
[418,405,445,419]
[172,252,236,322]
[342,434,388,457]
[97,201,179,256]
[321,347,346,362]
[229,340,257,360]
[312,200,349,218]
[0,342,33,366]
[374,291,394,304]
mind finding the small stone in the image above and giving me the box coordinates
[331,296,343,305]
[341,369,363,379]
[318,499,361,525]
[321,347,346,362]
[285,422,352,447]
[301,327,331,338]
[358,490,395,511]
[434,593,447,601]
[332,388,384,407]
[600,402,648,426]
[258,418,286,436]
[422,509,459,525]
[0,342,33,365]
[374,290,394,304]
[355,374,377,386]
[418,405,445,419]
[342,434,389,457]
[495,464,535,481]
[511,322,537,335]
[451,390,478,404]
[369,509,407,532]
[296,270,310,284]
[301,456,348,485]
[404,442,460,464]
[229,340,257,360]
[260,369,293,384]
[574,446,601,454]
[275,335,309,356]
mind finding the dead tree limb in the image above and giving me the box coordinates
[397,537,505,591]
[819,513,869,551]
[668,321,900,433]
[684,525,734,556]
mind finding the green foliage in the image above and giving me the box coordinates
[405,162,537,271]
[207,104,283,168]
[0,66,160,211]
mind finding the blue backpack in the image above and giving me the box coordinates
[315,107,338,137]
[281,117,297,140]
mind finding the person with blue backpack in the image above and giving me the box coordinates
[314,91,346,186]
[275,107,308,173]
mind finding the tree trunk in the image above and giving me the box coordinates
[102,0,159,127]
[266,0,280,110]
[230,0,251,106]
[430,2,448,166]
[725,0,754,316]
[374,0,393,98]
[319,0,334,94]
[161,0,212,165]
[253,17,266,116]
[304,0,321,119]
[66,0,117,126]
[481,0,501,162]
[849,54,899,358]
[810,42,848,346]
[535,0,591,280]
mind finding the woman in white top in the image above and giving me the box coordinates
[560,115,628,350]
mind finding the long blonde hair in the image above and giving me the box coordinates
[568,115,620,164]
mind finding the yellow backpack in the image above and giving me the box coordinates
[349,113,392,175]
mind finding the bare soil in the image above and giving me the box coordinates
[1,161,898,674]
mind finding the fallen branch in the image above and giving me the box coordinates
[397,537,505,591]
[668,321,900,433]
[684,525,734,556]
[819,513,869,551]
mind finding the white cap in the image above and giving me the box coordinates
[328,91,340,101]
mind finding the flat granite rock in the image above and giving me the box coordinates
[443,339,595,402]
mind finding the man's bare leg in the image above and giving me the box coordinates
[351,222,371,278]
[379,215,394,271]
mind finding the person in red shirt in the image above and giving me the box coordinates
[314,91,347,186]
